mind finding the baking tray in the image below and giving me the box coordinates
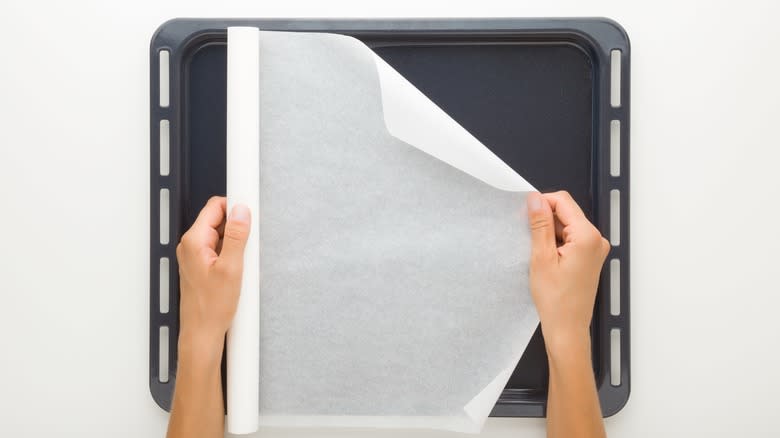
[149,18,631,418]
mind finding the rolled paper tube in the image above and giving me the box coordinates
[225,26,261,435]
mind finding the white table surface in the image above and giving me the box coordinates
[1,0,778,436]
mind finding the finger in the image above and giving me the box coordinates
[554,216,565,243]
[526,192,557,264]
[192,196,227,230]
[204,227,220,250]
[186,218,220,250]
[216,204,252,271]
[542,191,587,227]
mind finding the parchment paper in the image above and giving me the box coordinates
[226,28,539,434]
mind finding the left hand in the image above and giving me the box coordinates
[175,196,251,353]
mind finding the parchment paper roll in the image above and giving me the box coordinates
[225,26,260,435]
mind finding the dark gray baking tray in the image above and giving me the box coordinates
[149,17,631,418]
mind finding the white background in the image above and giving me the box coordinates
[1,0,778,437]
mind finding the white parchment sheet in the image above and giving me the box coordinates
[226,28,539,434]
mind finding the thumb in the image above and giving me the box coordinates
[526,192,557,263]
[218,204,251,269]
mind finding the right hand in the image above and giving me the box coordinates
[526,191,610,353]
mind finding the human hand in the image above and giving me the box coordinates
[176,196,251,357]
[526,191,610,355]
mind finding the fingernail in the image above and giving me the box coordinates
[527,192,542,212]
[230,204,250,222]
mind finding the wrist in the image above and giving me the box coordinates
[177,329,225,368]
[542,326,592,363]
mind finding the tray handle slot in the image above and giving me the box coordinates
[610,328,621,386]
[160,120,170,176]
[610,120,620,177]
[159,50,170,108]
[609,259,620,316]
[160,257,170,314]
[610,50,621,108]
[610,189,620,246]
[159,326,170,383]
[160,188,170,245]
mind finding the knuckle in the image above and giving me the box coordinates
[555,190,573,202]
[593,230,606,247]
[601,237,611,255]
[179,233,192,248]
[582,227,603,247]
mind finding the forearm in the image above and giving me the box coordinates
[166,332,226,438]
[545,331,606,438]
